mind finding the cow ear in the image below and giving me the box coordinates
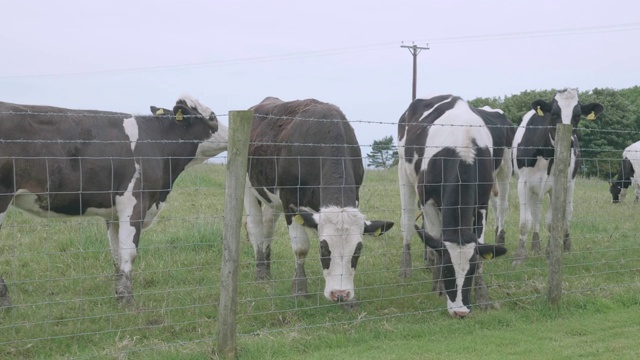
[289,205,318,229]
[581,103,604,121]
[150,106,172,116]
[531,100,551,116]
[414,224,444,255]
[363,220,394,237]
[477,244,508,260]
[172,104,192,124]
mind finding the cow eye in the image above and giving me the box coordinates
[320,240,331,270]
[351,242,363,269]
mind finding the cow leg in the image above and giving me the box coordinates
[113,194,143,306]
[288,222,309,297]
[513,180,532,267]
[423,201,443,294]
[398,170,418,278]
[260,204,281,277]
[244,184,270,280]
[493,151,512,245]
[474,260,492,310]
[634,185,640,204]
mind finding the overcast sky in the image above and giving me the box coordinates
[1,0,638,156]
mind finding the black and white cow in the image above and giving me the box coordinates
[609,140,640,204]
[245,97,394,303]
[398,95,508,318]
[512,88,603,266]
[0,96,226,307]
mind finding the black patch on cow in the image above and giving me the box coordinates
[320,239,331,270]
[610,157,635,202]
[471,107,516,171]
[351,242,363,269]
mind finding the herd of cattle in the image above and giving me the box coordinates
[1,88,632,319]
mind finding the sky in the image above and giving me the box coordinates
[1,0,639,159]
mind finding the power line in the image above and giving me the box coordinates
[1,22,639,80]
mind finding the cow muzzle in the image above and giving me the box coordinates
[329,290,352,302]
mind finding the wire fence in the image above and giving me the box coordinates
[1,108,639,358]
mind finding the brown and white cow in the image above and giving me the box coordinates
[0,96,226,307]
[398,95,508,318]
[244,97,394,303]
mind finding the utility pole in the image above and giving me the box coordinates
[401,43,429,101]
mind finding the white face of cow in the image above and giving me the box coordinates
[443,242,477,318]
[554,88,580,126]
[315,207,366,302]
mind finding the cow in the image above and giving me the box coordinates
[399,103,515,278]
[512,88,603,266]
[244,96,394,304]
[0,96,226,307]
[609,140,640,204]
[397,95,508,318]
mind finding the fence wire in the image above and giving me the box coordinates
[0,110,639,358]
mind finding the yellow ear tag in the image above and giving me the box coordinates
[586,111,596,121]
[536,106,544,117]
[155,108,165,115]
[293,214,305,225]
[176,109,184,121]
[374,228,382,237]
[482,252,494,260]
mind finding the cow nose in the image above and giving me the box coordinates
[330,290,351,302]
[453,309,470,318]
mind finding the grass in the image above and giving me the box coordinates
[1,163,639,359]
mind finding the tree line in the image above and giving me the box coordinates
[367,86,640,179]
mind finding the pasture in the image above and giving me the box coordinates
[1,163,639,359]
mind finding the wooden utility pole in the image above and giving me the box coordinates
[401,43,429,101]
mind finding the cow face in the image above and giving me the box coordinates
[291,205,393,302]
[609,181,626,203]
[172,97,219,133]
[415,225,506,318]
[531,89,604,143]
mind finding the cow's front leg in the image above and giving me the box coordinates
[113,196,143,306]
[288,222,310,297]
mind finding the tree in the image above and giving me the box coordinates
[366,136,398,169]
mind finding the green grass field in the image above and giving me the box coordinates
[1,164,639,359]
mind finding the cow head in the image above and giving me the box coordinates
[531,88,604,143]
[609,158,634,204]
[290,205,394,302]
[415,225,506,318]
[150,97,228,165]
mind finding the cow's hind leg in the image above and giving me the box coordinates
[244,185,271,280]
[474,260,493,310]
[288,222,310,297]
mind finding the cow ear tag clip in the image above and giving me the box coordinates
[586,111,596,121]
[176,109,184,121]
[482,252,494,260]
[154,108,165,115]
[293,214,305,225]
[536,106,544,116]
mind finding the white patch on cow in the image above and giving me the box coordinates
[179,95,215,119]
[479,106,504,114]
[186,121,229,169]
[114,163,141,274]
[423,100,493,165]
[477,208,487,244]
[554,88,579,125]
[317,206,366,302]
[122,116,139,152]
[444,241,476,316]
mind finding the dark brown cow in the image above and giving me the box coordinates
[245,97,393,303]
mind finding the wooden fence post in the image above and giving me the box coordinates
[217,110,253,358]
[547,124,572,306]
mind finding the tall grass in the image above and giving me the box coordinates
[1,164,638,359]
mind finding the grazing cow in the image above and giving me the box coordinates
[398,95,508,318]
[245,97,394,303]
[0,96,225,307]
[512,88,603,266]
[609,140,640,203]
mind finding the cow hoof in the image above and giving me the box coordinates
[496,229,506,245]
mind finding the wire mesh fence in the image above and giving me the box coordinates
[1,106,639,358]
